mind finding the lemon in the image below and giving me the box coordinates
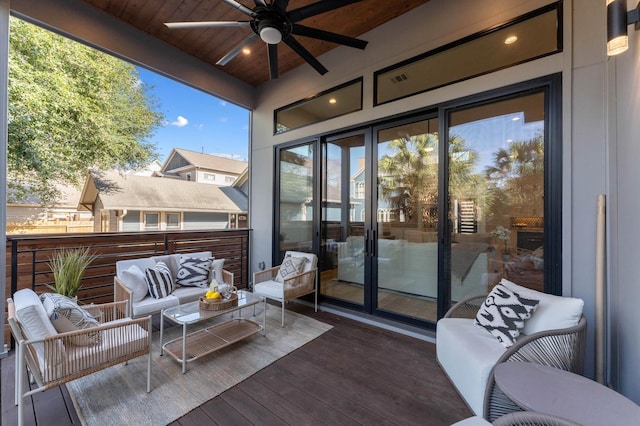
[211,291,221,299]
[205,290,214,299]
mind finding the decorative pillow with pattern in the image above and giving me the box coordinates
[40,292,102,346]
[145,261,174,299]
[275,255,309,283]
[474,283,540,347]
[176,256,213,288]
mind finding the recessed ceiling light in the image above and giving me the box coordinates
[512,116,520,121]
[504,35,518,45]
[329,98,337,104]
[242,48,251,55]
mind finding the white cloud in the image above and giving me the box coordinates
[219,117,229,123]
[219,100,228,107]
[170,116,188,127]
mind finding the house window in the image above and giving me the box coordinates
[143,212,159,230]
[166,213,181,230]
[355,181,365,199]
[186,173,191,181]
[204,173,216,181]
[225,176,235,183]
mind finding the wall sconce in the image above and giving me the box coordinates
[607,0,640,56]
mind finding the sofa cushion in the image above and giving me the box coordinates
[176,255,213,288]
[40,293,102,346]
[120,264,148,302]
[116,257,155,280]
[145,261,174,299]
[500,279,584,335]
[150,254,181,279]
[275,254,309,283]
[475,284,539,347]
[437,317,507,416]
[132,294,180,317]
[172,286,207,304]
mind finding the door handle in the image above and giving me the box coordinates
[364,230,370,256]
[371,230,376,257]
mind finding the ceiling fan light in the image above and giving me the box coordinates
[260,26,282,44]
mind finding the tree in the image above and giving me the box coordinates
[8,18,164,204]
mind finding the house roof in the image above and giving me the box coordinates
[162,148,248,175]
[78,170,246,213]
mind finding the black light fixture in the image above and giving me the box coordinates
[607,0,640,56]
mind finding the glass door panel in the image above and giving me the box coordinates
[278,144,314,261]
[447,92,545,304]
[320,134,366,306]
[375,118,439,322]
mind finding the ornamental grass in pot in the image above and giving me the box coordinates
[47,247,98,299]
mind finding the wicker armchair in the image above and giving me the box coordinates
[253,251,318,326]
[8,291,152,426]
[493,411,581,426]
[437,287,586,420]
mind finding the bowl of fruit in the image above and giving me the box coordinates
[199,287,238,311]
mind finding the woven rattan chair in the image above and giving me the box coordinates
[8,293,152,426]
[439,294,586,422]
[253,251,318,326]
[493,411,581,426]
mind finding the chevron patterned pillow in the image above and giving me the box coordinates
[176,256,214,288]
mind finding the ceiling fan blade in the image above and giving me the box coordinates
[216,33,259,66]
[272,0,290,12]
[268,44,279,79]
[283,36,328,75]
[253,0,267,7]
[288,0,363,22]
[164,21,251,30]
[291,24,368,50]
[222,0,256,18]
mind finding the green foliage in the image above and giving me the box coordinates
[8,18,164,204]
[47,247,98,298]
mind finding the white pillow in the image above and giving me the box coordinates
[120,264,149,302]
[500,278,584,335]
[211,258,225,283]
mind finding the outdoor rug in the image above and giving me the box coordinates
[67,304,332,426]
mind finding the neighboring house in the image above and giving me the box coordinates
[126,159,163,177]
[78,170,247,232]
[6,183,93,234]
[155,148,247,186]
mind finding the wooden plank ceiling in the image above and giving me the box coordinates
[81,0,430,87]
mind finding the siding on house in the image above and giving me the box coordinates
[183,212,228,230]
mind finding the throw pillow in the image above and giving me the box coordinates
[211,258,225,283]
[120,264,148,302]
[40,292,102,346]
[474,283,540,347]
[176,255,213,288]
[145,261,174,299]
[275,255,309,283]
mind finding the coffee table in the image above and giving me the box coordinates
[160,290,266,373]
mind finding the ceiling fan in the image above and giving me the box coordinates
[165,0,369,79]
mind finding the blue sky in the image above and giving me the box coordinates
[137,67,250,164]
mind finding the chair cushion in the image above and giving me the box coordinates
[475,284,539,347]
[119,264,148,302]
[40,293,101,346]
[275,255,309,283]
[254,280,284,300]
[145,261,174,299]
[176,255,213,288]
[500,279,584,335]
[437,317,507,416]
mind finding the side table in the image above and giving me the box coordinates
[493,362,640,426]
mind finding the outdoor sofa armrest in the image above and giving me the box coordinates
[114,276,133,317]
[82,300,130,323]
[483,315,587,421]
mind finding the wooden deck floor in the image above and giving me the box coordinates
[1,305,472,426]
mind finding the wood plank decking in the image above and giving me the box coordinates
[1,305,472,426]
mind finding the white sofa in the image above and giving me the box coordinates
[335,236,490,300]
[436,279,586,420]
[114,251,234,318]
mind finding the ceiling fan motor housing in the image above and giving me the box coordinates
[253,10,292,44]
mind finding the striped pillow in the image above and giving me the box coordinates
[176,256,213,288]
[40,292,101,346]
[145,261,174,299]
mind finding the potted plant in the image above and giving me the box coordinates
[490,225,512,261]
[47,247,98,300]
